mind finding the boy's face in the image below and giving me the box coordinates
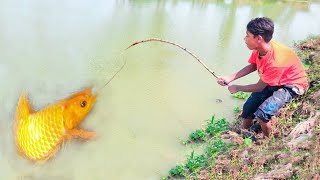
[244,31,259,50]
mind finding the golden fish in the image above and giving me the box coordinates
[14,88,97,161]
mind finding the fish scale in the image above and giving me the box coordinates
[17,107,64,160]
[14,88,97,161]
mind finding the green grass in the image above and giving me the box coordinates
[189,129,206,142]
[206,139,231,156]
[243,137,253,147]
[234,106,241,113]
[184,115,229,144]
[206,116,229,136]
[168,165,186,177]
[164,115,231,179]
[185,151,207,173]
[232,92,251,99]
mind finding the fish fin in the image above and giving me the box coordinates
[15,91,33,121]
[13,91,33,147]
[66,128,96,140]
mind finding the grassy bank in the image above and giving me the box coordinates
[163,35,320,180]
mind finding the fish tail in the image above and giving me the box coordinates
[14,91,32,137]
[15,91,31,121]
[13,91,32,156]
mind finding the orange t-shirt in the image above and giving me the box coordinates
[248,41,308,91]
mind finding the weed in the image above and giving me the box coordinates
[232,92,251,99]
[290,101,299,109]
[185,151,207,173]
[206,139,230,156]
[234,106,241,113]
[243,137,252,147]
[180,140,188,145]
[206,116,229,136]
[169,164,186,177]
[291,175,300,180]
[189,129,206,142]
[303,63,310,70]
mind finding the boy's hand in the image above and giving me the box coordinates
[217,77,231,86]
[228,85,239,94]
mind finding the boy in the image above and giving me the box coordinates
[217,17,308,138]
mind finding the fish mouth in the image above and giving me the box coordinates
[92,94,97,103]
[89,88,97,103]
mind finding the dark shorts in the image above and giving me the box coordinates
[241,85,299,123]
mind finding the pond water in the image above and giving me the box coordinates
[0,0,319,179]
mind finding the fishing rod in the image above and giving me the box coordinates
[125,38,221,79]
[96,37,227,94]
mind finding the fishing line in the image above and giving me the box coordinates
[92,53,128,95]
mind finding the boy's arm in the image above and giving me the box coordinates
[218,64,257,85]
[228,79,268,93]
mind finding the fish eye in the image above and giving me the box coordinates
[80,100,87,108]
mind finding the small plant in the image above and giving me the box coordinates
[206,139,230,156]
[185,151,207,173]
[180,140,188,145]
[234,106,241,113]
[206,116,229,136]
[189,129,206,142]
[232,92,251,99]
[185,115,230,144]
[243,137,252,147]
[303,63,310,69]
[290,102,298,109]
[169,164,186,177]
[291,175,300,180]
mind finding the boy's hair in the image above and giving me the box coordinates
[247,17,274,43]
